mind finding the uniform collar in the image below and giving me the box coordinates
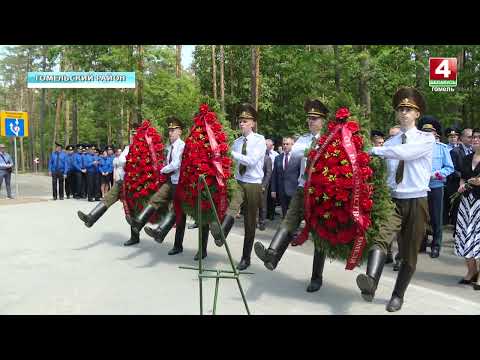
[243,132,255,141]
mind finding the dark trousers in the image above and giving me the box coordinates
[65,172,75,197]
[74,172,83,198]
[94,173,101,199]
[86,172,96,200]
[109,173,114,187]
[0,170,12,198]
[81,173,87,197]
[52,171,65,199]
[266,182,276,219]
[428,187,444,249]
[279,193,292,218]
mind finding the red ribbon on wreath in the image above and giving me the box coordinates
[294,109,370,270]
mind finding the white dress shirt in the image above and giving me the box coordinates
[161,138,185,185]
[231,132,266,184]
[113,145,129,182]
[371,127,435,199]
[292,132,319,188]
[267,149,279,170]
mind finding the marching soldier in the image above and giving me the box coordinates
[254,98,328,292]
[208,103,266,270]
[132,118,188,251]
[356,87,434,312]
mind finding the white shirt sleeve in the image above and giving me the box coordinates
[232,138,266,168]
[372,134,434,161]
[161,141,185,174]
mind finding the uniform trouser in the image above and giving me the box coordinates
[0,170,12,198]
[373,197,429,272]
[109,173,114,187]
[65,172,75,197]
[86,172,97,200]
[259,187,268,224]
[148,181,186,244]
[428,187,444,249]
[52,171,65,199]
[74,172,83,197]
[282,187,305,233]
[103,181,122,208]
[266,182,276,219]
[279,193,292,218]
[226,181,262,261]
[94,172,101,199]
[81,173,87,197]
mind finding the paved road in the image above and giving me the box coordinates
[0,174,478,314]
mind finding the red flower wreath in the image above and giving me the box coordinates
[297,107,374,270]
[121,120,168,223]
[174,104,233,224]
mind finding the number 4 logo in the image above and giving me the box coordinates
[429,57,457,82]
[435,59,451,78]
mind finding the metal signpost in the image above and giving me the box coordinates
[0,111,29,198]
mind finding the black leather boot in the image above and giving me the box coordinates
[356,247,387,302]
[168,213,186,255]
[386,262,415,312]
[194,225,209,261]
[254,227,291,270]
[210,215,235,247]
[131,204,157,233]
[306,249,326,292]
[144,212,176,244]
[124,227,140,246]
[77,202,108,228]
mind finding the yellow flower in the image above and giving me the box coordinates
[328,174,336,182]
[322,167,329,176]
[345,172,353,178]
[308,187,315,194]
[322,193,329,201]
[323,212,331,219]
[340,159,349,165]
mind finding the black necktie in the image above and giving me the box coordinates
[239,137,247,176]
[284,152,289,170]
[395,133,407,184]
[169,144,174,164]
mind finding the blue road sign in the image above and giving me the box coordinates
[5,118,25,137]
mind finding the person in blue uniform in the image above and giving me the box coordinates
[65,145,76,199]
[419,117,454,258]
[99,148,113,198]
[106,146,115,188]
[48,142,68,200]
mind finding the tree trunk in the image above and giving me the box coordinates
[357,45,371,118]
[250,46,260,111]
[52,92,64,152]
[136,45,144,121]
[64,98,70,146]
[212,45,217,101]
[333,45,341,92]
[220,45,225,113]
[72,90,78,145]
[415,46,424,88]
[39,46,47,170]
[19,86,25,172]
[176,45,182,78]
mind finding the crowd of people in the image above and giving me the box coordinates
[3,84,478,313]
[47,143,124,202]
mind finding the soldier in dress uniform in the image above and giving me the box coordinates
[72,144,84,199]
[144,117,212,260]
[208,103,266,270]
[445,127,460,151]
[254,98,329,292]
[356,87,435,312]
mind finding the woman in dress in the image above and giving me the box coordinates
[455,128,480,290]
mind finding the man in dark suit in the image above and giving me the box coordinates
[271,137,301,218]
[444,127,461,226]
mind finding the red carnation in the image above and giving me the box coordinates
[346,121,359,133]
[335,107,351,120]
